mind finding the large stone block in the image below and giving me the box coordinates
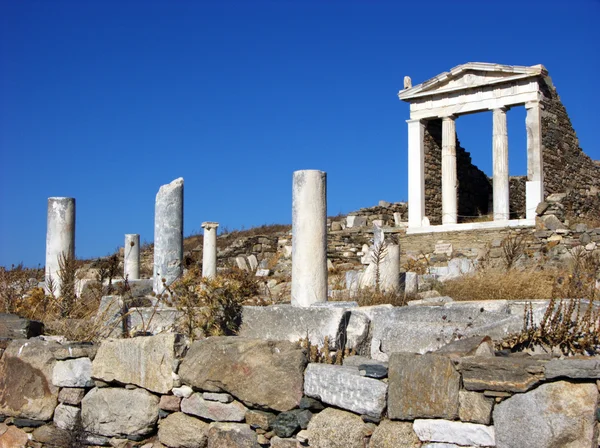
[81,387,159,437]
[92,334,182,394]
[369,419,421,448]
[0,313,43,339]
[178,337,306,412]
[413,419,495,446]
[544,358,600,379]
[207,422,260,448]
[240,304,364,349]
[158,412,209,448]
[53,403,80,430]
[306,407,368,448]
[181,392,247,422]
[0,339,59,420]
[494,380,598,448]
[458,391,493,425]
[0,424,28,448]
[304,364,387,418]
[52,357,94,387]
[388,353,459,420]
[456,356,546,392]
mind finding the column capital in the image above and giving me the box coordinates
[525,100,540,110]
[442,114,456,121]
[406,118,425,125]
[491,106,510,113]
[201,221,219,230]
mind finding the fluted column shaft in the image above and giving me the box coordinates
[493,107,510,220]
[442,116,457,224]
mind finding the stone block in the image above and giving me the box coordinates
[158,412,209,448]
[31,424,72,447]
[128,307,182,334]
[456,356,546,392]
[0,339,59,420]
[304,364,387,418]
[159,395,181,412]
[544,358,600,379]
[388,353,460,420]
[207,422,260,448]
[306,407,367,448]
[203,392,233,403]
[179,337,306,412]
[270,436,298,448]
[458,391,493,425]
[52,357,94,387]
[240,304,363,350]
[81,387,159,437]
[245,410,276,430]
[247,254,259,271]
[92,334,182,394]
[435,336,495,358]
[0,313,43,339]
[343,355,388,378]
[494,381,598,448]
[0,425,28,448]
[58,387,85,406]
[370,419,420,447]
[53,403,80,430]
[51,342,97,360]
[346,216,367,228]
[181,393,247,422]
[404,272,418,295]
[413,419,495,446]
[235,256,249,271]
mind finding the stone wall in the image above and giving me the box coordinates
[424,119,492,224]
[540,80,600,196]
[0,325,598,447]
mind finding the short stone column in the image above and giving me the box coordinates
[493,107,510,220]
[525,101,544,219]
[380,243,401,293]
[441,116,458,224]
[45,197,76,297]
[153,178,184,295]
[201,222,219,279]
[407,119,426,228]
[291,170,327,307]
[124,234,140,280]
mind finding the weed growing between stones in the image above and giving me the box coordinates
[296,335,356,364]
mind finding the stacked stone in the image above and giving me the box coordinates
[508,176,527,219]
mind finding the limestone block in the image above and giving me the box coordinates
[81,387,159,437]
[179,337,306,412]
[388,353,460,420]
[346,216,367,228]
[247,254,259,271]
[458,391,493,425]
[456,356,546,392]
[413,419,495,446]
[158,412,209,448]
[494,381,598,448]
[92,334,181,394]
[53,357,94,387]
[207,422,260,448]
[0,339,59,420]
[307,407,368,448]
[304,364,387,418]
[181,393,247,422]
[53,403,80,430]
[370,420,420,447]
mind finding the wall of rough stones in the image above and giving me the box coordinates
[0,324,598,448]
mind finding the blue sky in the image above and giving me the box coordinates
[1,0,599,267]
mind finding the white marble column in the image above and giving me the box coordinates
[201,221,219,279]
[291,170,327,307]
[407,119,425,228]
[442,116,458,224]
[525,101,544,219]
[493,107,510,220]
[45,197,76,296]
[153,178,184,295]
[124,234,140,280]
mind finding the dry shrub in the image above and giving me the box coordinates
[0,264,42,313]
[297,335,355,364]
[356,287,408,307]
[438,269,556,301]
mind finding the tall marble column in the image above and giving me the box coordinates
[45,197,76,297]
[442,116,457,224]
[124,234,140,280]
[493,107,510,220]
[291,170,327,307]
[201,221,219,279]
[153,178,184,295]
[407,119,426,228]
[525,101,544,219]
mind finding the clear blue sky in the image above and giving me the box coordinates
[1,0,599,267]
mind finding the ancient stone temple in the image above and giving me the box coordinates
[398,62,600,233]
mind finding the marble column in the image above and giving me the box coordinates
[153,178,184,295]
[526,101,544,219]
[493,107,510,220]
[201,221,219,279]
[45,197,76,297]
[124,234,140,280]
[291,170,327,307]
[442,116,458,224]
[407,119,425,228]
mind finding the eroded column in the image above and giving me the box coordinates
[493,107,510,220]
[407,119,426,228]
[201,221,219,279]
[45,197,76,297]
[526,101,544,219]
[153,178,184,295]
[380,243,401,293]
[291,170,327,306]
[442,116,457,224]
[124,234,140,280]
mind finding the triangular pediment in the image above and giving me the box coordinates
[399,63,547,101]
